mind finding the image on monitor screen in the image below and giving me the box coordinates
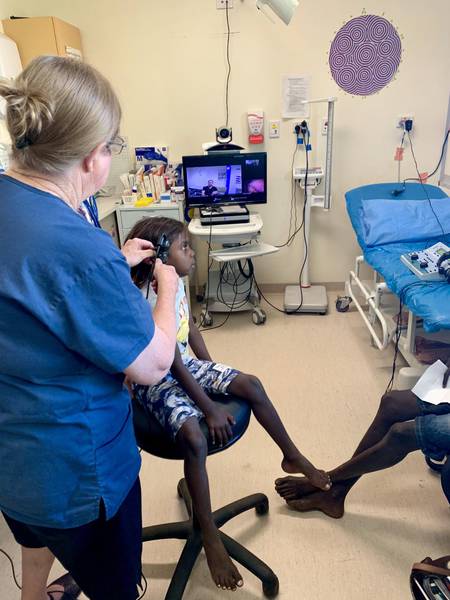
[186,165,242,198]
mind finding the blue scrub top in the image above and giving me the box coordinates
[0,175,154,528]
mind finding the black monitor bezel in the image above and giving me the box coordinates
[182,151,267,208]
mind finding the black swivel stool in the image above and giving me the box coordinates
[132,393,280,599]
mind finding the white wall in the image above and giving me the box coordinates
[1,0,449,284]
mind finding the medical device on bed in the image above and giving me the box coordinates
[401,242,450,282]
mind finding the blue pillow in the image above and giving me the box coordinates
[360,197,450,247]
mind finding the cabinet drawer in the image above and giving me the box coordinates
[120,207,180,229]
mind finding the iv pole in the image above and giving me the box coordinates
[284,96,336,314]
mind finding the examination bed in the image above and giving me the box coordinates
[345,182,450,386]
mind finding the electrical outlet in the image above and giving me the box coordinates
[217,0,233,8]
[397,115,414,130]
[269,120,280,138]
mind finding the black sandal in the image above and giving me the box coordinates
[410,556,450,599]
[47,573,82,600]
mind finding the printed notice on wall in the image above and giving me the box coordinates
[282,75,310,119]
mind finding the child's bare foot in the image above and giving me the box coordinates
[275,475,317,500]
[203,527,244,591]
[281,454,331,490]
[286,488,346,519]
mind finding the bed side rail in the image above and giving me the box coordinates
[345,256,392,350]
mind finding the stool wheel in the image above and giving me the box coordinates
[263,576,280,598]
[255,498,269,516]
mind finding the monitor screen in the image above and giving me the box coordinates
[182,152,267,208]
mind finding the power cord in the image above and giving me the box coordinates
[401,128,450,185]
[198,259,241,332]
[407,131,445,237]
[295,124,311,312]
[427,128,449,180]
[0,547,21,590]
[385,280,437,393]
[276,135,300,249]
[259,122,311,314]
[394,127,449,200]
[225,1,232,127]
[0,545,148,597]
[397,131,405,184]
[197,216,214,329]
[137,572,147,599]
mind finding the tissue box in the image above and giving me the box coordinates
[122,193,134,205]
[160,191,171,202]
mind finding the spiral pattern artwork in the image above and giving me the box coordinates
[329,15,402,96]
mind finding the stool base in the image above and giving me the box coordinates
[142,478,280,599]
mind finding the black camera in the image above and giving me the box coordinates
[216,126,233,145]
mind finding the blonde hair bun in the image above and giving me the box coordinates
[0,55,121,174]
[0,83,54,148]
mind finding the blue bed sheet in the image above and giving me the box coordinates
[346,183,450,333]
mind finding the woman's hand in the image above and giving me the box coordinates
[205,407,236,446]
[121,238,154,268]
[152,260,178,294]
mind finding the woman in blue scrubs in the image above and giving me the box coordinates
[0,56,178,600]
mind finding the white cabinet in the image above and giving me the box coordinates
[116,203,183,246]
[100,212,120,247]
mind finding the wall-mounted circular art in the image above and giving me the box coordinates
[329,14,402,96]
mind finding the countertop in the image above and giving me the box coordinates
[97,196,121,221]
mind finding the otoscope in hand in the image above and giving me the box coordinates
[145,234,171,299]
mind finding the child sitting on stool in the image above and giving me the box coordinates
[126,217,330,592]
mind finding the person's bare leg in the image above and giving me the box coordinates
[21,546,57,600]
[228,374,330,490]
[276,390,421,513]
[177,418,243,592]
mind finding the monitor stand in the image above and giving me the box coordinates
[283,184,328,315]
[199,205,250,226]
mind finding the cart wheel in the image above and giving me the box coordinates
[336,296,352,313]
[252,309,266,325]
[201,311,213,327]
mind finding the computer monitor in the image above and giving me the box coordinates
[182,152,267,208]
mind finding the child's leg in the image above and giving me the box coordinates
[176,418,243,592]
[227,374,330,490]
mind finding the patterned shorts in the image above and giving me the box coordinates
[134,358,240,439]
